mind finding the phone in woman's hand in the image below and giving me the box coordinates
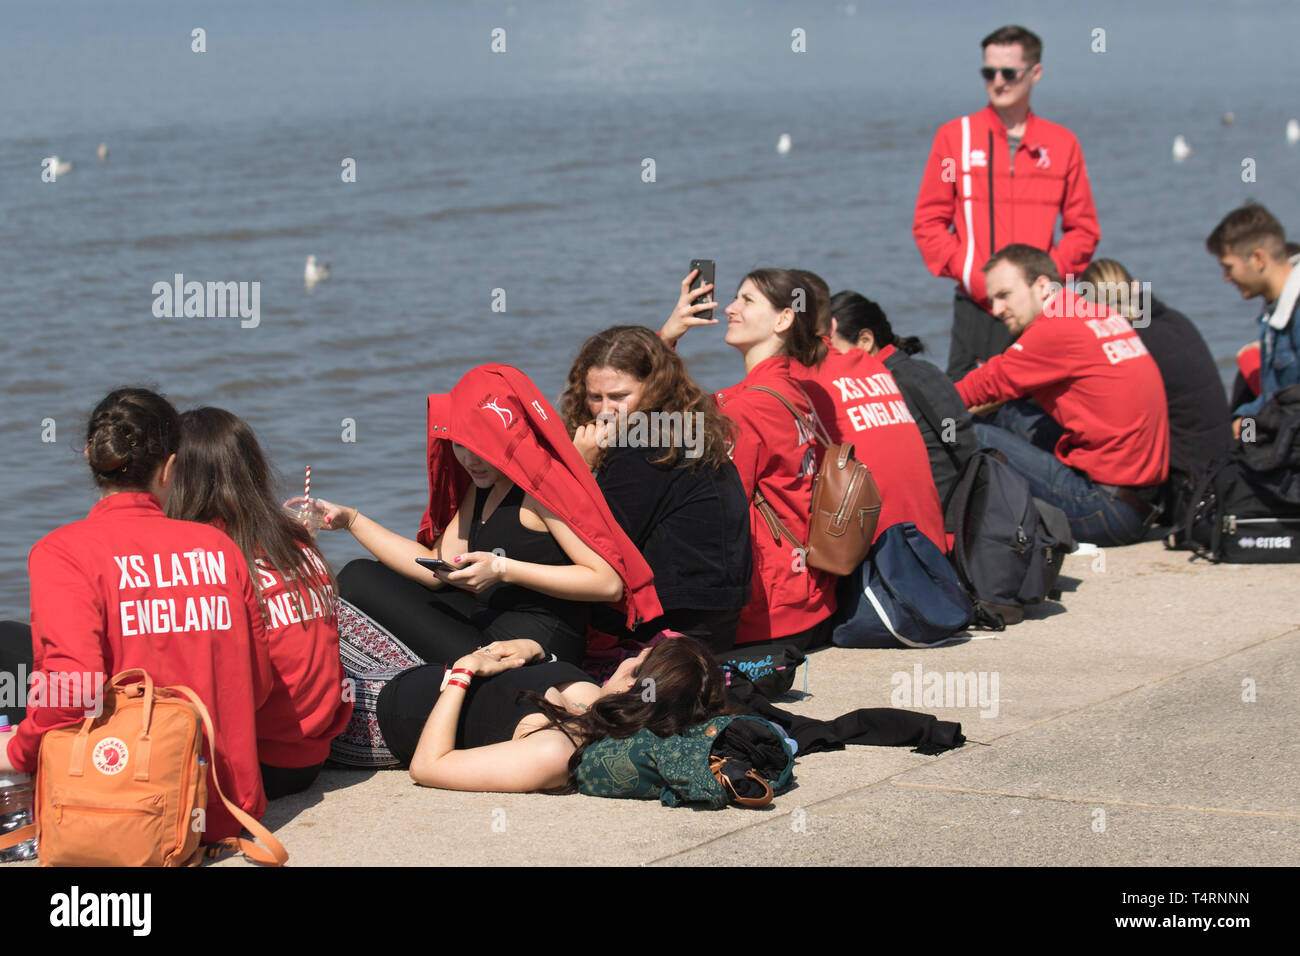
[416,557,454,574]
[689,259,716,319]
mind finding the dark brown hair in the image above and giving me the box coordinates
[983,243,1062,286]
[829,290,925,355]
[165,407,336,621]
[561,325,736,469]
[85,387,181,490]
[743,268,828,368]
[982,25,1042,64]
[794,269,831,338]
[1206,202,1288,261]
[523,636,734,793]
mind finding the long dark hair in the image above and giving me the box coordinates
[165,407,336,621]
[743,268,828,367]
[523,636,734,793]
[561,325,736,469]
[85,387,181,490]
[829,290,923,355]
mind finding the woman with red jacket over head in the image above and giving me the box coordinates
[0,388,273,844]
[165,407,352,800]
[661,268,836,651]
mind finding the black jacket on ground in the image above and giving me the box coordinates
[1136,298,1232,481]
[882,348,980,509]
[594,443,752,612]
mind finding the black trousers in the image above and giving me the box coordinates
[260,762,324,800]
[338,559,586,665]
[0,621,34,726]
[946,289,1013,382]
[590,605,741,655]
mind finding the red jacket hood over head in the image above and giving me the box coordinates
[418,364,662,629]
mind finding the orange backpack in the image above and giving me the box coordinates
[29,668,287,867]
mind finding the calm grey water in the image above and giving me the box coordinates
[3,0,1299,618]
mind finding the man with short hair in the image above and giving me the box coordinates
[955,245,1169,546]
[1205,203,1300,437]
[913,24,1101,381]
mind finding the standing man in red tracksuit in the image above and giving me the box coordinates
[913,24,1101,381]
[955,245,1169,547]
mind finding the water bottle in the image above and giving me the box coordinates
[0,716,38,862]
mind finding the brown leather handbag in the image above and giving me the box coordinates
[746,385,882,576]
[708,755,775,809]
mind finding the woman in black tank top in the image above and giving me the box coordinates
[331,633,731,796]
[315,442,623,665]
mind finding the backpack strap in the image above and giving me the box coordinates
[1185,462,1224,562]
[168,686,289,866]
[904,381,964,475]
[746,385,834,449]
[745,385,827,554]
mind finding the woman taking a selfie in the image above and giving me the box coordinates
[660,268,837,651]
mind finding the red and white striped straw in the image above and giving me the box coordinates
[304,465,311,500]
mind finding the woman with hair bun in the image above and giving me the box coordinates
[0,388,274,843]
[561,326,751,652]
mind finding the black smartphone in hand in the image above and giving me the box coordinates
[416,557,454,574]
[689,259,716,320]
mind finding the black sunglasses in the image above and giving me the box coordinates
[981,66,1031,83]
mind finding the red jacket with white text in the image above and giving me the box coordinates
[715,357,836,645]
[956,290,1170,487]
[249,547,351,769]
[793,347,947,550]
[913,105,1100,310]
[10,493,273,842]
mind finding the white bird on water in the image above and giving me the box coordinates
[1222,111,1235,126]
[1172,135,1191,162]
[776,133,792,155]
[97,143,109,161]
[304,255,331,289]
[50,156,72,177]
[1287,119,1300,145]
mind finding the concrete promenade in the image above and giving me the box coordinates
[217,540,1299,867]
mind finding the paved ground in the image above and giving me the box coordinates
[212,540,1298,867]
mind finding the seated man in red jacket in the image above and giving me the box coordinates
[955,244,1169,546]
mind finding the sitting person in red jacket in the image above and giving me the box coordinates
[661,268,836,650]
[165,407,352,800]
[0,388,273,843]
[955,244,1170,546]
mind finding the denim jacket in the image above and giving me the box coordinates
[1235,258,1300,419]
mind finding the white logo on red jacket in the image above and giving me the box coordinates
[969,149,987,168]
[480,398,513,428]
[1030,144,1050,169]
[92,737,130,775]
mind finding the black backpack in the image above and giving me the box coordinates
[946,449,1076,627]
[1173,456,1300,563]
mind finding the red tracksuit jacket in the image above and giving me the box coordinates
[913,104,1100,310]
[715,356,837,645]
[419,364,663,629]
[793,347,947,550]
[249,546,352,769]
[956,290,1170,487]
[11,492,273,842]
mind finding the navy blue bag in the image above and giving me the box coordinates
[832,523,973,648]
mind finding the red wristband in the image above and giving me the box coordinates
[451,668,474,679]
[446,679,470,691]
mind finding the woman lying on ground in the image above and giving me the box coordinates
[561,326,752,653]
[330,627,730,792]
[316,364,662,666]
[659,268,837,651]
[828,290,979,514]
[165,407,352,800]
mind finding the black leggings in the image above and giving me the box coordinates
[338,560,587,665]
[591,606,741,655]
[0,621,34,725]
[260,762,324,800]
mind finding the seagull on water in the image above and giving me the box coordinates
[1287,119,1299,145]
[776,133,792,155]
[304,255,331,289]
[97,143,109,161]
[50,156,72,177]
[1171,135,1191,162]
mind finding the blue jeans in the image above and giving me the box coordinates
[973,422,1147,547]
[986,398,1065,453]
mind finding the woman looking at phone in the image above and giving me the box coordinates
[315,365,662,666]
[660,268,837,650]
[165,406,352,799]
[561,326,751,653]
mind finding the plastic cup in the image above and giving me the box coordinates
[283,496,324,536]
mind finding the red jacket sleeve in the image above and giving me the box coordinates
[912,125,965,282]
[9,540,109,771]
[955,325,1075,408]
[1049,139,1100,281]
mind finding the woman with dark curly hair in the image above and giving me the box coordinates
[562,326,751,652]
